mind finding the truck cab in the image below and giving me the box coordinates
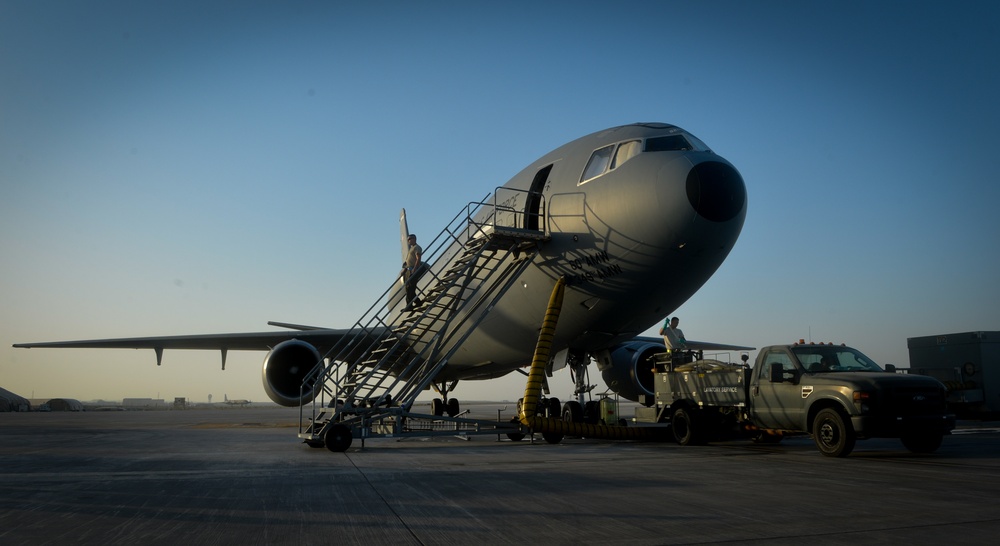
[750,343,955,456]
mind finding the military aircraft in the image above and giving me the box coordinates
[223,395,251,407]
[15,122,749,424]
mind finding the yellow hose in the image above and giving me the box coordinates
[518,277,668,441]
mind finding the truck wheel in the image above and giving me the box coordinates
[812,408,855,457]
[672,407,701,445]
[901,433,943,453]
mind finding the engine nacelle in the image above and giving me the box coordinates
[261,339,322,407]
[596,340,664,404]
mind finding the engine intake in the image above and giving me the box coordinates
[261,339,322,407]
[598,341,664,405]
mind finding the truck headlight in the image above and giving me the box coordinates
[853,391,872,414]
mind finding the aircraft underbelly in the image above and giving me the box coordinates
[431,221,739,379]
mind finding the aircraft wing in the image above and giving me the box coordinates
[12,325,380,367]
[632,336,755,352]
[13,330,342,351]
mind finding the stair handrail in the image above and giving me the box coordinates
[298,188,547,433]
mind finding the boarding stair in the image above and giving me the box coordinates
[298,188,549,448]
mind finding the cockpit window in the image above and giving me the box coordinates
[645,135,693,152]
[580,140,642,184]
[685,133,710,151]
[611,140,641,170]
[581,145,614,183]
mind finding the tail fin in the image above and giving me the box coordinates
[399,208,410,263]
[388,209,411,312]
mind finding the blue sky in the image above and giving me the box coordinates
[2,1,998,403]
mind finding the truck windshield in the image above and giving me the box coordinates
[793,346,884,373]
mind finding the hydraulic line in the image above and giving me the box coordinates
[519,277,668,441]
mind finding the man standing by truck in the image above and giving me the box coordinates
[660,316,687,351]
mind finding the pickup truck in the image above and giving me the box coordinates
[638,342,955,457]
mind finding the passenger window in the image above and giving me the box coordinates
[580,145,614,183]
[610,140,641,170]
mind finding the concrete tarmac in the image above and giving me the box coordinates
[2,404,999,545]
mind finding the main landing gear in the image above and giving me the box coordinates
[431,380,461,417]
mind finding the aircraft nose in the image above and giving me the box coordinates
[684,160,746,223]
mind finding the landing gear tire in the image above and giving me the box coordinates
[901,432,943,453]
[562,401,583,439]
[446,398,460,417]
[583,400,601,424]
[324,424,353,452]
[562,401,583,423]
[431,398,444,416]
[545,397,561,418]
[672,407,702,446]
[812,408,855,457]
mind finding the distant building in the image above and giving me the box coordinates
[46,398,84,412]
[122,398,166,410]
[0,386,31,412]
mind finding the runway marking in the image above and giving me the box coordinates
[0,469,269,482]
[188,422,297,428]
[344,451,423,544]
[951,427,1000,435]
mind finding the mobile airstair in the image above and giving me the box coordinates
[297,188,549,451]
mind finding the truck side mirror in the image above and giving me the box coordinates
[769,362,785,383]
[884,364,896,373]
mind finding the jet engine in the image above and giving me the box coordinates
[597,340,664,405]
[261,339,323,407]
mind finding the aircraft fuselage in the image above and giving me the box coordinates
[414,123,747,381]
